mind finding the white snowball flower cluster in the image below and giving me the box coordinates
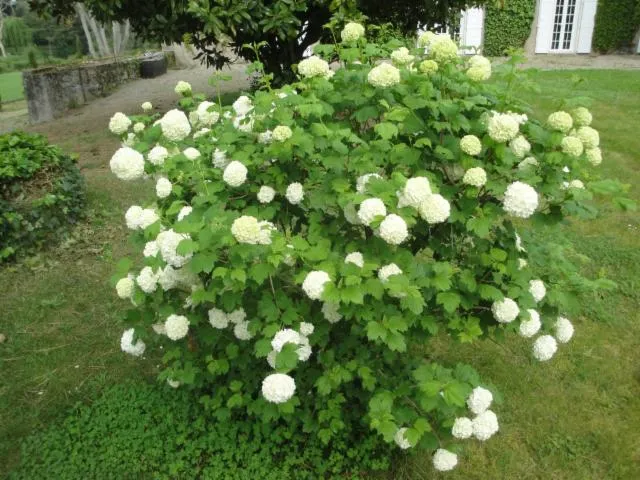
[356,173,382,193]
[196,101,219,126]
[419,59,438,74]
[157,229,192,267]
[576,126,599,149]
[345,252,364,268]
[212,148,229,168]
[174,80,191,95]
[519,309,542,338]
[262,373,296,404]
[159,109,192,141]
[518,258,528,270]
[466,55,491,81]
[155,177,172,198]
[136,266,159,293]
[177,206,192,221]
[133,122,145,134]
[393,428,412,449]
[165,314,190,340]
[120,328,145,356]
[302,271,331,300]
[116,277,134,299]
[452,417,473,439]
[157,266,197,292]
[299,322,314,336]
[298,56,331,78]
[561,136,584,157]
[555,316,574,343]
[472,410,500,441]
[428,34,459,62]
[257,186,276,204]
[417,31,436,48]
[122,132,137,147]
[234,321,254,341]
[258,130,272,144]
[358,198,387,225]
[321,302,343,323]
[378,214,409,245]
[547,111,573,133]
[223,161,248,187]
[378,263,402,283]
[462,167,487,187]
[272,125,293,142]
[141,101,152,112]
[509,135,531,159]
[460,135,482,156]
[397,176,431,208]
[271,328,302,352]
[418,194,450,224]
[208,308,228,329]
[341,22,365,42]
[488,113,520,143]
[147,145,169,166]
[233,95,253,116]
[503,181,539,218]
[533,335,557,361]
[529,279,546,302]
[433,449,458,472]
[109,112,131,135]
[390,47,415,65]
[231,216,274,245]
[492,297,519,323]
[571,107,592,126]
[143,241,159,257]
[183,147,201,161]
[110,147,145,181]
[285,182,304,204]
[167,379,181,388]
[125,206,159,230]
[586,147,602,166]
[467,386,493,414]
[367,63,401,88]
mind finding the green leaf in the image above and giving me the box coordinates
[374,122,399,140]
[436,292,461,313]
[231,269,246,284]
[366,321,386,341]
[275,343,299,372]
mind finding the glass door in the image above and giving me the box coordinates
[550,0,578,52]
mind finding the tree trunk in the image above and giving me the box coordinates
[120,20,131,54]
[112,21,120,55]
[0,6,6,58]
[75,3,97,58]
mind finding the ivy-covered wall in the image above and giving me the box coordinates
[483,0,536,56]
[592,0,640,52]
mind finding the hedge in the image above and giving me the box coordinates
[592,0,640,52]
[0,132,85,262]
[483,0,536,56]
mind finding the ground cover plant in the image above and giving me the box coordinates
[2,68,639,479]
[105,25,633,473]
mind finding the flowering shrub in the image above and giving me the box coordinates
[109,27,632,472]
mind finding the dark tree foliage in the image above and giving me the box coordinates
[29,0,486,83]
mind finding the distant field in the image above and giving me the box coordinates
[0,72,24,102]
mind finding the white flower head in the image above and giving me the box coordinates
[321,302,343,323]
[519,309,541,338]
[109,112,131,135]
[390,47,415,65]
[228,308,246,325]
[341,22,365,42]
[223,161,248,187]
[298,56,331,78]
[356,173,382,194]
[571,107,592,127]
[165,314,190,340]
[116,277,135,299]
[183,147,201,161]
[299,322,315,336]
[576,126,599,149]
[231,216,262,244]
[418,59,438,74]
[156,177,172,198]
[143,241,159,258]
[394,428,412,449]
[460,135,482,156]
[488,113,520,143]
[357,198,386,225]
[378,214,409,245]
[378,263,402,283]
[159,109,191,141]
[257,186,276,204]
[133,122,145,134]
[561,136,584,157]
[208,308,228,329]
[533,334,558,361]
[156,229,192,267]
[233,321,254,340]
[398,177,431,208]
[196,101,220,126]
[367,63,401,88]
[462,167,487,187]
[258,130,273,144]
[302,271,331,300]
[174,80,191,95]
[452,417,473,439]
[554,316,574,343]
[167,379,181,388]
[177,206,193,221]
[136,266,159,293]
[141,102,153,112]
[492,297,519,324]
[472,410,500,441]
[529,279,546,302]
[345,252,364,268]
[147,145,169,166]
[271,328,302,352]
[428,34,459,63]
[272,125,293,142]
[285,182,304,205]
[433,449,458,472]
[233,95,253,116]
[586,147,602,166]
[417,31,436,48]
[212,148,229,168]
[418,194,450,224]
[547,111,573,133]
[125,206,143,230]
[518,156,538,169]
[262,373,296,404]
[467,386,493,415]
[503,181,539,218]
[509,135,531,159]
[110,147,145,181]
[120,328,145,356]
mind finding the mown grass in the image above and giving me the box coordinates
[0,72,24,102]
[1,70,639,479]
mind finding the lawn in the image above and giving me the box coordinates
[1,69,639,478]
[0,72,25,103]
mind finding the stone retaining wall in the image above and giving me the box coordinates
[22,58,141,124]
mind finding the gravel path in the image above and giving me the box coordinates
[518,54,640,70]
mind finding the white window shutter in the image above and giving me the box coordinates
[535,0,556,53]
[577,0,598,53]
[459,8,485,54]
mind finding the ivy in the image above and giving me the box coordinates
[483,0,536,56]
[592,0,640,52]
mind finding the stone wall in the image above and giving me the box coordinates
[22,58,141,124]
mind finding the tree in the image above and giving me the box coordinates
[0,0,11,57]
[30,0,487,82]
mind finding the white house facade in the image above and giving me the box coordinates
[458,0,600,55]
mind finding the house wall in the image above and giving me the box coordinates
[524,0,541,55]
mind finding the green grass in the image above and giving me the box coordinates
[1,70,640,479]
[0,72,24,102]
